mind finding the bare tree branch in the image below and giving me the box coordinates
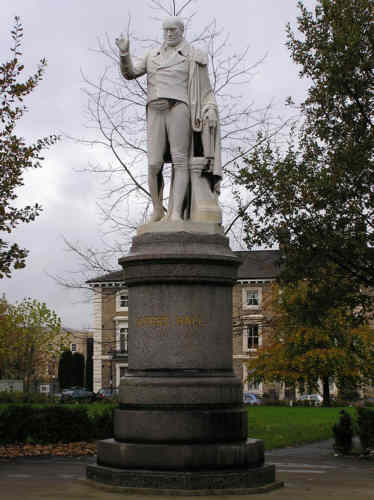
[176,0,194,16]
[148,0,173,16]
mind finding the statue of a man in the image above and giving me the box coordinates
[116,16,222,223]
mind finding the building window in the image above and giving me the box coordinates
[243,287,262,309]
[116,290,129,311]
[40,384,50,394]
[119,327,128,353]
[120,366,127,378]
[116,320,129,353]
[120,295,128,308]
[247,290,259,306]
[71,343,77,352]
[247,324,259,350]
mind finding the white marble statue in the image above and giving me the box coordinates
[116,16,222,224]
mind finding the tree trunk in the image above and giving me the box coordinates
[24,343,35,393]
[322,377,330,406]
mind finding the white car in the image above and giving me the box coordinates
[298,394,323,404]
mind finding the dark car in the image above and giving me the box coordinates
[61,388,96,403]
[54,386,85,400]
[96,387,119,401]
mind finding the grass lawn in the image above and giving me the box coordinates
[246,405,356,450]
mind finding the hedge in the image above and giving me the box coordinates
[0,391,58,404]
[357,407,374,453]
[0,404,113,445]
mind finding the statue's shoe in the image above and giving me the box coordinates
[148,211,163,223]
[168,213,183,222]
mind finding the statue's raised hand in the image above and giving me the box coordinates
[115,35,129,55]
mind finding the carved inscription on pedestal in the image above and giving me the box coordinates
[175,315,206,328]
[135,315,206,329]
[136,316,169,328]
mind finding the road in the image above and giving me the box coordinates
[0,440,373,499]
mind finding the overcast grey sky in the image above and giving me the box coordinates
[1,0,317,330]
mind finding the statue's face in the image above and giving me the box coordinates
[163,20,183,47]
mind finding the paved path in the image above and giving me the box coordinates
[0,440,373,499]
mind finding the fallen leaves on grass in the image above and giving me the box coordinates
[0,442,97,458]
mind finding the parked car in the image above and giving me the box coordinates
[297,394,323,405]
[54,387,85,400]
[243,393,263,406]
[96,387,119,401]
[61,388,96,403]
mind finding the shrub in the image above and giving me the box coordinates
[262,399,289,407]
[0,404,113,445]
[332,410,353,454]
[0,405,33,444]
[330,398,349,408]
[293,400,320,407]
[91,409,114,439]
[356,407,374,454]
[0,391,58,404]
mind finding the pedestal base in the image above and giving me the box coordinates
[87,230,281,494]
[87,463,282,495]
[96,438,264,470]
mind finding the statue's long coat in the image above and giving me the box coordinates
[120,40,222,182]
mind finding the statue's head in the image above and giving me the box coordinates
[162,16,184,47]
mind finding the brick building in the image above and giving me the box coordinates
[88,271,130,392]
[232,251,280,397]
[63,327,92,359]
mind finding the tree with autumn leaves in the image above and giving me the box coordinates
[247,278,374,405]
[0,17,59,278]
[0,296,69,392]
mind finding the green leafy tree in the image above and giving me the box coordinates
[247,279,374,405]
[71,352,85,387]
[235,0,373,293]
[58,350,73,389]
[0,16,59,278]
[0,296,68,391]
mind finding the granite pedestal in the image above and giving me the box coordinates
[87,227,282,494]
